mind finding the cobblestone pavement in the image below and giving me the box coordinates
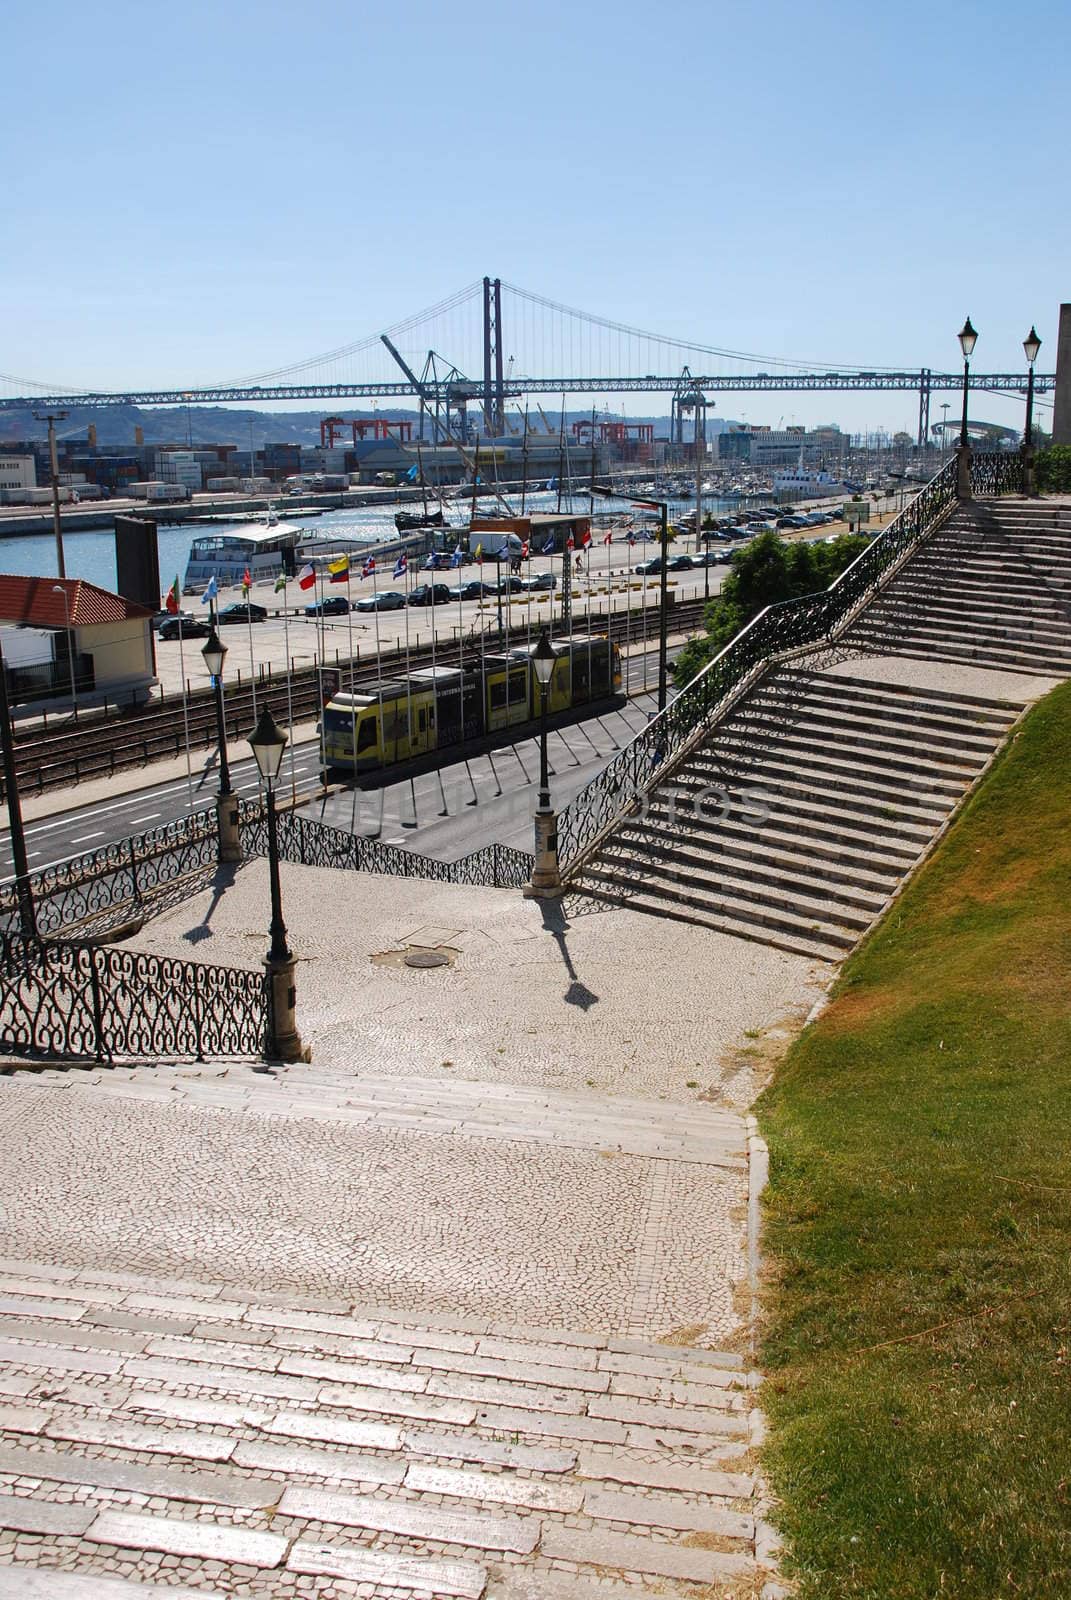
[0,870,815,1594]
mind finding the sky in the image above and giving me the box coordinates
[3,0,1068,436]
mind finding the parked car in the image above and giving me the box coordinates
[157,614,210,641]
[634,557,662,575]
[456,579,498,600]
[305,595,351,617]
[217,602,268,624]
[407,583,453,606]
[519,572,558,592]
[495,574,526,593]
[667,554,695,572]
[354,590,406,612]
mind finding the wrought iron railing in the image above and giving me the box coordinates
[557,456,962,867]
[239,805,533,889]
[0,808,221,939]
[0,933,268,1064]
[970,450,1025,497]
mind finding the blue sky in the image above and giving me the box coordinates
[4,0,1067,434]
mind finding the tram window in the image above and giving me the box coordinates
[508,671,527,704]
[489,680,508,711]
[356,719,378,752]
[418,709,427,733]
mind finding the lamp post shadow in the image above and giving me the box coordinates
[181,862,240,946]
[538,896,599,1011]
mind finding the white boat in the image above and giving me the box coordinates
[183,507,303,593]
[772,467,848,500]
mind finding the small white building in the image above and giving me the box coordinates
[0,575,157,713]
[0,454,37,492]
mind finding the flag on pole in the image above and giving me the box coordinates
[274,570,287,593]
[424,550,441,570]
[393,553,408,580]
[361,554,376,579]
[298,563,316,591]
[201,575,218,605]
[520,539,529,560]
[165,576,180,614]
[542,536,555,554]
[329,555,351,585]
[241,566,252,596]
[565,533,575,551]
[580,528,592,549]
[474,543,483,564]
[602,530,613,545]
[449,545,463,568]
[627,533,637,547]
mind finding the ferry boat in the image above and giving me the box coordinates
[771,467,849,500]
[182,508,303,594]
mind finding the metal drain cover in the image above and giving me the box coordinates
[404,949,451,969]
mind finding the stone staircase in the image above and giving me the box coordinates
[845,497,1071,676]
[570,666,1024,960]
[0,1253,772,1599]
[566,495,1071,960]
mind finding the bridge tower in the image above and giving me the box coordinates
[482,277,505,438]
[917,369,932,451]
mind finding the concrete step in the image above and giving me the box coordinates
[691,755,951,828]
[642,788,920,870]
[0,1259,764,1598]
[667,766,934,848]
[572,875,851,962]
[786,671,1022,726]
[848,620,1071,676]
[733,692,1000,759]
[613,821,890,915]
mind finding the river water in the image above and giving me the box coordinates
[0,488,738,594]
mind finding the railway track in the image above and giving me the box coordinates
[7,597,708,798]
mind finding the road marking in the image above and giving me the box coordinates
[70,832,104,843]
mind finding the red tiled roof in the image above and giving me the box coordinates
[0,576,152,629]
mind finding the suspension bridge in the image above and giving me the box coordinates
[1,278,1053,447]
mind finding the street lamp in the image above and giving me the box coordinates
[51,585,77,720]
[201,625,241,863]
[248,706,306,1062]
[591,483,671,710]
[956,316,977,499]
[525,628,561,898]
[0,646,36,938]
[1022,325,1042,497]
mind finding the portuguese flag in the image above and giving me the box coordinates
[165,575,180,614]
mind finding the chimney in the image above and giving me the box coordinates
[1053,304,1071,447]
[87,423,98,448]
[135,425,144,446]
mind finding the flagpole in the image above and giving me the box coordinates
[344,559,357,781]
[281,583,297,808]
[402,555,412,747]
[176,618,194,813]
[316,561,328,784]
[370,557,385,767]
[244,571,257,719]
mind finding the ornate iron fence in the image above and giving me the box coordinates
[0,808,220,939]
[970,451,1025,497]
[239,805,533,889]
[557,457,962,868]
[0,933,268,1064]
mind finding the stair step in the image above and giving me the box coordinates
[734,693,1000,756]
[666,768,934,845]
[614,823,889,913]
[573,877,850,961]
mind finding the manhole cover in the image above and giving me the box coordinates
[404,949,451,969]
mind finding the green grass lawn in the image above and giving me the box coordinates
[757,680,1071,1600]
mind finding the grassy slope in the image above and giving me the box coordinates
[757,681,1071,1600]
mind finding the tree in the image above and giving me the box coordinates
[673,530,871,687]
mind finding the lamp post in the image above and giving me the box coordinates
[525,628,561,898]
[0,647,36,938]
[33,410,67,580]
[1022,325,1042,497]
[591,483,671,709]
[248,706,306,1062]
[51,585,78,721]
[201,625,241,863]
[956,316,977,499]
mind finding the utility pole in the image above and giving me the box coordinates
[0,647,36,938]
[33,411,67,579]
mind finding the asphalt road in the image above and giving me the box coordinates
[0,649,674,882]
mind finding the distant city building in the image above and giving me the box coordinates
[0,454,36,491]
[714,425,846,467]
